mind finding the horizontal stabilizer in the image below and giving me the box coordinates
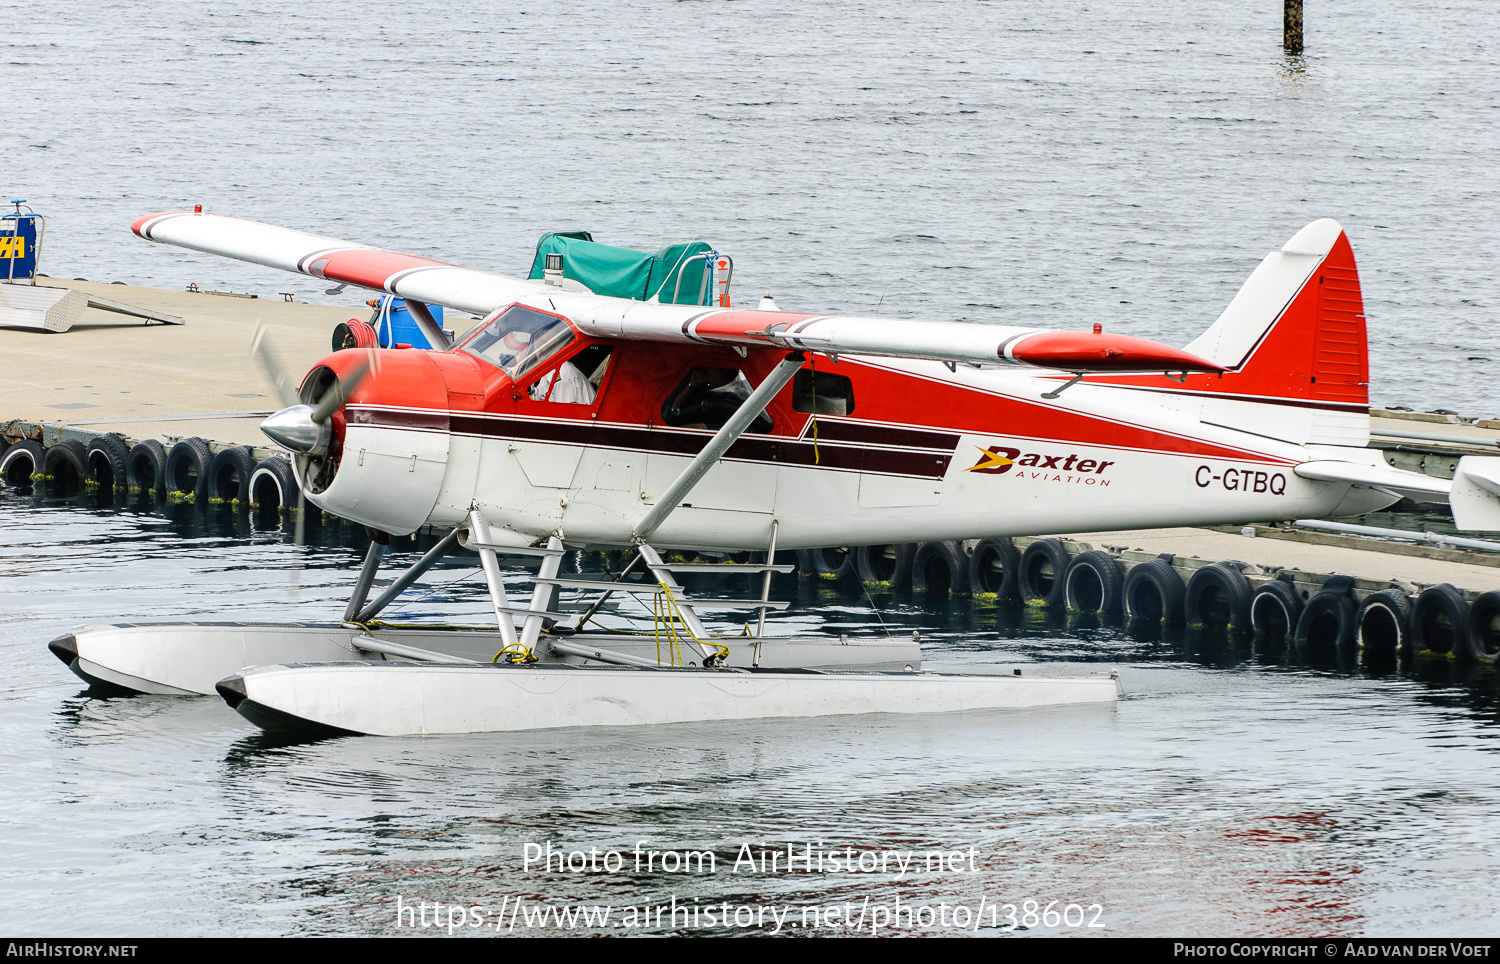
[1451,457,1500,532]
[1293,459,1450,501]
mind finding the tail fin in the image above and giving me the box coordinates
[1093,220,1369,446]
[1181,218,1368,408]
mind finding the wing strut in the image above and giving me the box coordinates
[632,352,806,543]
[404,298,452,350]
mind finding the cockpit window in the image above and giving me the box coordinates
[459,305,575,378]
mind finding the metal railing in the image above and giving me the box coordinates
[1293,518,1500,553]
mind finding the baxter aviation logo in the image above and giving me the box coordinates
[965,444,1116,482]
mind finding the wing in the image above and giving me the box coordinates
[133,210,537,317]
[563,301,1224,373]
[133,208,1222,374]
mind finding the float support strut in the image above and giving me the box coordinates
[353,528,461,623]
[572,551,644,630]
[468,509,519,647]
[520,535,564,650]
[344,537,386,622]
[755,519,779,640]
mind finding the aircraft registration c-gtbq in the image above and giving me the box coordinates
[42,210,1500,737]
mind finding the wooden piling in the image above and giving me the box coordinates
[1284,0,1304,54]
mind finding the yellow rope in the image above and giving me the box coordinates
[652,581,730,665]
[492,642,537,664]
[652,585,682,666]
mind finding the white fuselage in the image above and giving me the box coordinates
[304,357,1394,548]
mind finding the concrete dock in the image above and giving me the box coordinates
[0,277,387,452]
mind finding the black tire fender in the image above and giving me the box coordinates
[1411,583,1468,656]
[1183,561,1253,631]
[1295,590,1357,663]
[0,439,44,486]
[1123,557,1185,624]
[249,457,299,509]
[208,445,256,504]
[86,434,131,489]
[165,437,213,501]
[1251,578,1304,641]
[968,538,1021,601]
[1356,588,1413,661]
[854,544,915,589]
[808,546,856,582]
[1019,538,1070,607]
[910,541,970,596]
[126,439,168,493]
[41,439,89,488]
[1063,550,1124,614]
[1460,589,1500,663]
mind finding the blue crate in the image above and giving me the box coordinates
[372,296,446,350]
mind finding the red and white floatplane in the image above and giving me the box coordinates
[48,212,1500,736]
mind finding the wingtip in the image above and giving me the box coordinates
[131,210,192,239]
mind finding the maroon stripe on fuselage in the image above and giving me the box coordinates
[353,408,954,478]
[805,419,959,451]
[347,407,449,432]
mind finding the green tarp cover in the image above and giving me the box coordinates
[528,233,714,305]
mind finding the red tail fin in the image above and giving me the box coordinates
[1100,219,1368,410]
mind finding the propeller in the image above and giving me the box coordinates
[250,323,301,409]
[251,324,380,545]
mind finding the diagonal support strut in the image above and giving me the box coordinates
[632,352,805,543]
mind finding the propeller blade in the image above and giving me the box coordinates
[310,349,378,425]
[250,323,302,409]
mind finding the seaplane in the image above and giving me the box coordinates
[46,210,1500,737]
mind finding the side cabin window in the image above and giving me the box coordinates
[527,344,613,406]
[662,366,773,433]
[459,305,575,380]
[792,369,855,416]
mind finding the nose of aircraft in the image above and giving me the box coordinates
[260,404,329,455]
[257,347,471,536]
[260,346,386,455]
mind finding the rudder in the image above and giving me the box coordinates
[1179,218,1369,408]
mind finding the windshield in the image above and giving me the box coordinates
[459,305,575,379]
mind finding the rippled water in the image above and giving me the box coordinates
[2,486,1498,936]
[6,0,1500,412]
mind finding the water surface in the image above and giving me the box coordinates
[1,487,1497,936]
